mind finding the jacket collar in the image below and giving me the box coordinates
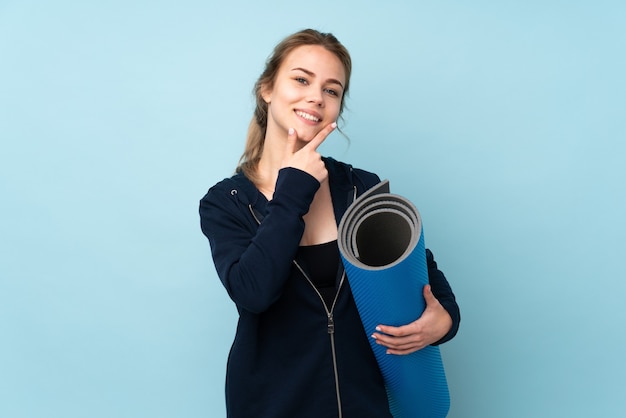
[231,157,357,224]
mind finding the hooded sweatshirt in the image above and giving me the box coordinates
[199,157,460,418]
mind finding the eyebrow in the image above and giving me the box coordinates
[291,67,344,89]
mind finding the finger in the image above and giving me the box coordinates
[423,285,443,310]
[374,324,411,337]
[284,127,298,154]
[372,333,425,352]
[386,345,424,356]
[423,284,437,305]
[383,340,425,351]
[303,121,337,151]
[386,348,412,355]
[372,332,412,347]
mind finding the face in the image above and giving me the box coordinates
[262,45,346,143]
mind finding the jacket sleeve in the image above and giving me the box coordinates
[426,249,461,345]
[199,168,320,314]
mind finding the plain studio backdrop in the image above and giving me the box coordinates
[1,1,625,417]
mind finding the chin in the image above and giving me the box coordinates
[299,127,324,142]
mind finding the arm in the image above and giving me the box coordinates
[200,123,338,313]
[426,249,460,344]
[371,249,460,355]
[200,168,320,314]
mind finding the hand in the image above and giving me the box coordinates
[371,285,453,355]
[281,122,336,183]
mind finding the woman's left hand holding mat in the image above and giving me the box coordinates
[371,285,453,355]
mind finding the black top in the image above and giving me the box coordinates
[298,240,340,308]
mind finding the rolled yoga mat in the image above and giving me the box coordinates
[337,180,450,418]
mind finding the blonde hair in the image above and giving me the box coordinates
[236,29,352,183]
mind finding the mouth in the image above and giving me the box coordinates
[295,110,321,123]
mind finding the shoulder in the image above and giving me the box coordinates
[199,172,260,232]
[201,171,258,207]
[199,172,261,239]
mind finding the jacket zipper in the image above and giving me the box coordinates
[248,204,347,418]
[293,260,346,418]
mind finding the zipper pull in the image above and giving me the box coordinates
[327,314,335,334]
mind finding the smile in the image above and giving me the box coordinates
[295,110,320,122]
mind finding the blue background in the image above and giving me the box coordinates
[2,1,625,417]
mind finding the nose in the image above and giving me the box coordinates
[307,89,324,107]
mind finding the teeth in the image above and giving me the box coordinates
[296,111,320,122]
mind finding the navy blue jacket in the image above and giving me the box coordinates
[199,157,460,418]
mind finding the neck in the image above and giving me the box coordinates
[256,150,281,193]
[255,126,302,190]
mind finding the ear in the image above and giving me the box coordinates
[260,83,272,104]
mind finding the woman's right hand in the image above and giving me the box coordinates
[281,122,337,183]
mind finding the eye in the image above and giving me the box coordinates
[324,88,341,97]
[295,77,308,85]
